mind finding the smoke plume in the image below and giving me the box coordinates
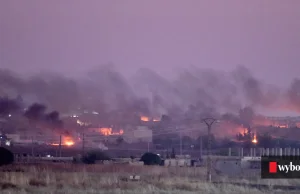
[0,65,299,121]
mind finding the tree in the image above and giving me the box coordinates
[235,126,254,142]
[257,133,274,147]
[130,155,135,162]
[0,147,14,166]
[140,152,161,165]
[82,150,111,164]
[220,138,237,148]
[197,134,216,149]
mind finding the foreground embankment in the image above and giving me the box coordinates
[0,163,300,194]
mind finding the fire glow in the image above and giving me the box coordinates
[140,116,160,122]
[100,128,124,136]
[51,136,75,146]
[140,116,150,121]
[77,119,90,126]
[252,133,258,144]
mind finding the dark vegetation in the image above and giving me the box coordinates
[140,152,162,165]
[81,150,111,164]
[0,147,14,166]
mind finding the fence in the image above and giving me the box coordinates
[227,147,300,157]
[13,154,74,164]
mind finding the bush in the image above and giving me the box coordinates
[81,150,111,164]
[140,152,161,165]
[0,147,14,166]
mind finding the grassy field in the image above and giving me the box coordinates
[0,163,300,194]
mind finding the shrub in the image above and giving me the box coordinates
[81,150,111,164]
[140,152,161,165]
[0,147,14,166]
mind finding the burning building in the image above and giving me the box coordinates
[87,127,124,136]
[50,136,75,146]
[140,116,160,122]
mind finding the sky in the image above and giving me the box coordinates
[0,0,300,87]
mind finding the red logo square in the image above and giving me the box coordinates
[269,162,277,173]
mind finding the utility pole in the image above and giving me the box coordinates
[59,135,62,157]
[202,117,217,183]
[31,136,34,156]
[147,142,150,152]
[180,131,182,156]
[200,136,202,158]
[82,132,85,156]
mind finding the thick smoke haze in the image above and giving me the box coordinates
[0,65,299,120]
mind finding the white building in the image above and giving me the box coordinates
[164,158,192,167]
[124,126,153,143]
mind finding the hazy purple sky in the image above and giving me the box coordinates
[1,0,299,86]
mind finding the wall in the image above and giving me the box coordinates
[133,126,152,142]
[123,126,153,143]
[164,159,191,167]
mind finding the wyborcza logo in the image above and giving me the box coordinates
[261,156,300,178]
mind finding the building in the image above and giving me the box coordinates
[164,155,192,167]
[123,126,153,143]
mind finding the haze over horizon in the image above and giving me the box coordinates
[1,0,300,117]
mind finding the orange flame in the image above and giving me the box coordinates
[65,140,74,146]
[99,128,124,136]
[141,116,160,122]
[236,126,248,136]
[141,116,150,121]
[277,125,288,128]
[252,133,258,144]
[51,136,75,146]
